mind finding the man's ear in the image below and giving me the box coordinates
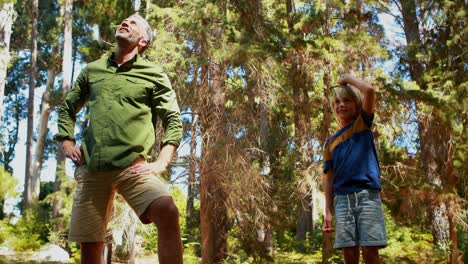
[139,38,149,48]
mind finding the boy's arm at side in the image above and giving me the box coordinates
[322,169,334,233]
[338,74,376,113]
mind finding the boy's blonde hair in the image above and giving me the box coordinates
[331,85,363,116]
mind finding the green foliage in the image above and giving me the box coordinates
[0,220,13,245]
[0,166,18,201]
[8,207,48,251]
[44,167,77,247]
[2,0,465,262]
[68,243,81,264]
[183,242,201,264]
[380,205,446,263]
[0,0,16,7]
[272,251,321,264]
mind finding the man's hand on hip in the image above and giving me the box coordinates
[61,140,85,166]
[127,145,177,176]
[128,161,167,176]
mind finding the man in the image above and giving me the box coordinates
[54,13,183,264]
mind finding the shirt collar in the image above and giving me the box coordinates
[107,52,139,70]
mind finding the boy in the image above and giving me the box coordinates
[322,74,387,264]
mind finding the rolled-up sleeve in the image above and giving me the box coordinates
[54,68,89,142]
[152,73,183,147]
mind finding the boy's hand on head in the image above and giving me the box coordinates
[338,74,355,86]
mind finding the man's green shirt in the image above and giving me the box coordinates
[55,53,183,171]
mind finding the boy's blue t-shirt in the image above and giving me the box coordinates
[323,111,381,195]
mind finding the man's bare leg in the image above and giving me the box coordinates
[81,242,104,264]
[141,196,183,264]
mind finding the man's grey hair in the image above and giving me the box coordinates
[130,13,154,53]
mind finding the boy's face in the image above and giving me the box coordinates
[334,95,358,124]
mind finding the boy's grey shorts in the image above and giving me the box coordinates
[333,189,387,249]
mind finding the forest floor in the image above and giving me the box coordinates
[0,253,159,264]
[0,252,200,264]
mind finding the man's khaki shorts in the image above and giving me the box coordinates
[68,164,170,242]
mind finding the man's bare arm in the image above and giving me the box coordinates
[129,144,177,176]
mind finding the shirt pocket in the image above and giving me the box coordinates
[88,77,108,101]
[119,77,152,103]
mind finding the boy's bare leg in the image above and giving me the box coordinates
[362,246,381,264]
[81,242,104,264]
[343,246,360,264]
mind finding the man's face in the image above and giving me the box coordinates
[115,15,147,46]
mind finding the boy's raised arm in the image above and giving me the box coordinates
[338,74,376,114]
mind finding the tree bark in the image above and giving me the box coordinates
[284,0,316,252]
[0,1,15,218]
[0,1,16,126]
[53,0,73,218]
[186,112,199,241]
[400,0,425,89]
[199,2,230,262]
[200,59,229,264]
[61,0,73,94]
[321,7,334,259]
[31,69,57,202]
[447,198,458,264]
[399,0,451,247]
[290,53,314,251]
[24,0,38,210]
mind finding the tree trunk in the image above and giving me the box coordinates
[399,0,451,247]
[53,149,66,218]
[447,198,458,264]
[0,1,16,126]
[259,88,273,254]
[290,53,314,251]
[199,2,230,262]
[285,0,316,252]
[321,19,334,260]
[61,0,73,94]
[418,112,450,246]
[24,0,38,210]
[232,0,272,253]
[400,0,425,89]
[186,112,199,242]
[200,59,229,264]
[31,69,57,201]
[145,0,151,19]
[53,0,73,218]
[295,195,313,252]
[0,2,15,219]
